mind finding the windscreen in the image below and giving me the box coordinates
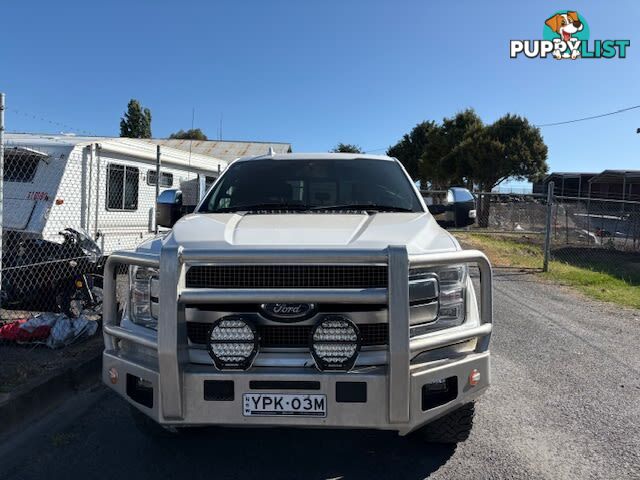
[200,159,424,213]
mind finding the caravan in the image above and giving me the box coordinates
[2,133,225,311]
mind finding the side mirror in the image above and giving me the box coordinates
[427,204,447,215]
[156,189,183,229]
[425,187,476,229]
[447,187,476,228]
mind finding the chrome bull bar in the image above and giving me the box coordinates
[103,246,492,424]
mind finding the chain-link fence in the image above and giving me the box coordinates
[422,190,549,270]
[551,196,640,252]
[0,113,223,389]
[549,195,640,284]
[422,188,640,275]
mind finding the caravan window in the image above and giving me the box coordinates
[4,152,40,182]
[147,170,174,187]
[107,164,139,211]
[205,175,217,190]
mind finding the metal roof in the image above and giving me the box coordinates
[4,133,227,173]
[590,170,640,183]
[549,172,598,176]
[145,139,292,162]
[543,172,598,179]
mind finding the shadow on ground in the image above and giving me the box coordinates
[552,247,640,284]
[133,426,456,479]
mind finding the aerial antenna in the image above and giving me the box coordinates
[188,107,195,179]
[219,113,223,140]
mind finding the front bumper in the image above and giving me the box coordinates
[104,348,489,435]
[102,246,492,435]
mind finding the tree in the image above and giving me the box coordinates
[467,114,548,226]
[120,99,152,138]
[387,121,439,183]
[388,110,548,226]
[331,143,363,153]
[169,128,208,140]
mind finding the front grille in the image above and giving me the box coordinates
[185,265,388,289]
[187,322,388,348]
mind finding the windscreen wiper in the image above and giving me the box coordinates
[214,203,309,213]
[310,204,414,212]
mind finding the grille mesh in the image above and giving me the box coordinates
[185,265,388,289]
[187,322,388,348]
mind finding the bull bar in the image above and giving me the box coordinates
[102,245,492,434]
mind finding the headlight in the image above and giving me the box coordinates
[310,315,361,372]
[409,265,467,332]
[129,266,159,329]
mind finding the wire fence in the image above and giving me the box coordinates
[422,189,640,276]
[0,129,220,377]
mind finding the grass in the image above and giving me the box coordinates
[455,232,640,310]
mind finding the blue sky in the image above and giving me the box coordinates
[1,1,638,189]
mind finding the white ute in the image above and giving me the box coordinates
[102,152,492,443]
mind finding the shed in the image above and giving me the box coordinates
[532,172,597,197]
[588,170,640,201]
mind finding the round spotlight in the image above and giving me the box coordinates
[207,316,259,370]
[310,315,361,371]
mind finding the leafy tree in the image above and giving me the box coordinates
[468,114,548,226]
[331,143,363,153]
[433,109,484,188]
[169,128,208,140]
[120,99,152,138]
[388,110,548,226]
[387,121,439,183]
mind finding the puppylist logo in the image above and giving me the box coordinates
[511,11,630,60]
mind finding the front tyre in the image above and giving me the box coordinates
[410,403,475,444]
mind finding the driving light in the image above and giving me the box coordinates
[469,369,481,386]
[207,316,259,370]
[310,315,361,372]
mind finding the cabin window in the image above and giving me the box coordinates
[147,170,174,187]
[4,152,40,182]
[107,164,139,211]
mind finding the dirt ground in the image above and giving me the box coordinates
[0,333,103,394]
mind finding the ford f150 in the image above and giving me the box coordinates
[102,152,492,443]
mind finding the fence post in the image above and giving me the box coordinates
[155,145,161,234]
[0,93,5,313]
[543,181,554,272]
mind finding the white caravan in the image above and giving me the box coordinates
[3,133,227,254]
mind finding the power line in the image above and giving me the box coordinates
[362,103,640,152]
[8,108,100,136]
[535,104,640,127]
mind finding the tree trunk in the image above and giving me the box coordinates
[477,192,491,228]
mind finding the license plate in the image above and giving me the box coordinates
[243,393,327,417]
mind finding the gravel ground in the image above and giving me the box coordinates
[1,270,639,480]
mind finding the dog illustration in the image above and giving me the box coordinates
[545,11,584,59]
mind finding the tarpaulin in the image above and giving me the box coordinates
[0,312,98,348]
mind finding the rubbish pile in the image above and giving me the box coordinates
[0,312,99,349]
